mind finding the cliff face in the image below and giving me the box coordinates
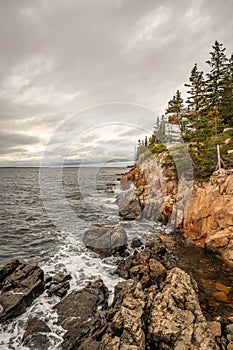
[183,170,233,267]
[121,154,233,267]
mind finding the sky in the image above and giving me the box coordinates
[0,0,233,166]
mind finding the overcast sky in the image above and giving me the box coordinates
[0,0,233,166]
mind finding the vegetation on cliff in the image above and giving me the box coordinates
[137,40,233,179]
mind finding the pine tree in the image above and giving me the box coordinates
[166,90,184,129]
[206,41,228,109]
[220,54,233,127]
[185,63,206,113]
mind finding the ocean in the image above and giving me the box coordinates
[0,167,165,349]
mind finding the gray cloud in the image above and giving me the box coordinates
[0,0,232,165]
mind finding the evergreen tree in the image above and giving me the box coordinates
[220,54,233,127]
[185,63,206,113]
[166,90,184,129]
[184,64,207,144]
[206,41,228,109]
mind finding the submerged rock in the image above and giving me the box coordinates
[22,317,51,350]
[83,223,127,256]
[116,190,142,220]
[0,260,44,322]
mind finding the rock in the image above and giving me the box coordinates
[212,291,228,302]
[47,281,70,298]
[144,240,167,258]
[75,268,218,350]
[226,324,233,336]
[0,261,44,322]
[183,172,233,267]
[22,317,51,350]
[54,279,109,350]
[83,224,127,256]
[117,249,167,288]
[147,267,218,349]
[0,259,20,283]
[100,280,146,350]
[46,273,72,298]
[116,190,141,220]
[131,238,143,248]
[215,281,231,294]
[208,321,222,337]
[53,273,72,284]
[159,234,176,248]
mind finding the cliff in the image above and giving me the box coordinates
[183,169,233,267]
[120,153,233,267]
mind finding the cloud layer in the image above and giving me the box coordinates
[0,0,232,165]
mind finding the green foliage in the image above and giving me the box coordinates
[149,144,167,154]
[161,154,174,168]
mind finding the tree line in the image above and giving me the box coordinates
[136,41,233,178]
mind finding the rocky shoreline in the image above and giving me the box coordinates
[1,161,233,349]
[1,230,233,349]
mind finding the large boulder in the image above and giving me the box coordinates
[0,260,44,322]
[83,224,127,256]
[54,279,109,350]
[116,190,142,220]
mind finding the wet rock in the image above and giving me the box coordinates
[54,279,109,350]
[144,240,167,258]
[22,317,51,350]
[116,190,141,220]
[147,267,218,350]
[0,259,20,283]
[46,273,71,298]
[83,224,127,257]
[0,260,44,322]
[117,249,167,288]
[131,237,143,248]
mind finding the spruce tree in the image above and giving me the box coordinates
[166,90,184,129]
[185,63,206,113]
[206,41,228,109]
[220,54,233,127]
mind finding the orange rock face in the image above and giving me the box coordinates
[183,169,233,267]
[121,154,233,267]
